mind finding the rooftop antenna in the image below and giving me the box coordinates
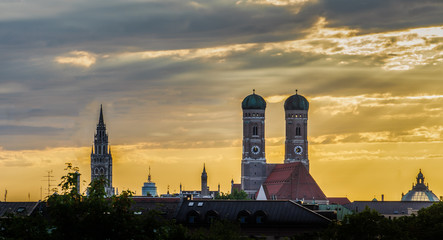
[42,170,55,199]
[4,189,7,202]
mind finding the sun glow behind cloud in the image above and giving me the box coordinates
[55,51,97,68]
[56,17,443,72]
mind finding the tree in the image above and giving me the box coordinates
[216,189,248,200]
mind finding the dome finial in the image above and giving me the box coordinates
[296,89,298,95]
[253,89,255,94]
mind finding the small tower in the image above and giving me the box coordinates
[284,90,310,171]
[142,166,158,197]
[90,105,115,196]
[241,90,267,198]
[201,164,209,196]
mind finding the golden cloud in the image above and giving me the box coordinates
[54,51,97,68]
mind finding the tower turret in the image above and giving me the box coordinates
[284,90,309,170]
[241,90,267,198]
[90,105,115,196]
[201,164,209,196]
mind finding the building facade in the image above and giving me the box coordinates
[284,91,310,170]
[90,105,115,196]
[239,90,327,202]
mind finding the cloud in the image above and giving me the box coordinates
[55,51,97,68]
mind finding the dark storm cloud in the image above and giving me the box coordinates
[0,0,317,53]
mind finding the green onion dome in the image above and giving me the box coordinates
[284,91,309,111]
[242,90,266,110]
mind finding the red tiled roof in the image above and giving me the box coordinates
[262,162,327,201]
[327,197,351,205]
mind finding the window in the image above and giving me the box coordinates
[237,210,251,224]
[254,210,267,224]
[205,210,219,223]
[187,210,200,224]
[296,126,301,136]
[252,126,258,135]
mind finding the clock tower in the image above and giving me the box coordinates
[241,90,267,198]
[284,90,310,171]
[91,105,115,196]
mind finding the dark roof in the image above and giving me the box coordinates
[344,201,435,215]
[131,197,182,219]
[176,200,330,225]
[262,162,327,201]
[284,93,309,111]
[327,197,351,205]
[242,93,266,110]
[0,202,41,217]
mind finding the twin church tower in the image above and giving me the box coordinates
[241,90,310,197]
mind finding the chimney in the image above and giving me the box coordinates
[381,194,384,202]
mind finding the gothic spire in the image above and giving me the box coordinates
[99,104,104,125]
[203,163,206,174]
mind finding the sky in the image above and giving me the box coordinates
[1,0,443,202]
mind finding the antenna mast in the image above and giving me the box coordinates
[42,170,55,199]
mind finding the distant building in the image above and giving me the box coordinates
[344,201,434,219]
[179,164,220,199]
[141,167,158,197]
[401,169,439,202]
[201,164,209,196]
[238,90,327,203]
[90,105,115,196]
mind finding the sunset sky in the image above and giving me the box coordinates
[1,0,443,202]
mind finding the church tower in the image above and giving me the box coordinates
[241,90,267,198]
[284,90,310,170]
[201,164,209,196]
[90,105,115,196]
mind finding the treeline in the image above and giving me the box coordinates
[0,164,249,240]
[320,202,443,240]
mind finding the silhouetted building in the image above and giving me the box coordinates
[141,167,158,197]
[401,169,439,202]
[179,164,219,199]
[90,105,114,196]
[344,201,434,219]
[176,200,331,237]
[201,164,209,196]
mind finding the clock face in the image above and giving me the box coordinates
[251,145,260,154]
[294,146,303,155]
